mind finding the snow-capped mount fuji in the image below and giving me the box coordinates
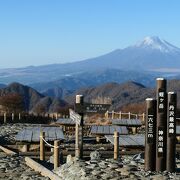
[134,36,180,54]
[0,36,180,85]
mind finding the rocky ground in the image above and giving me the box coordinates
[53,151,180,180]
[1,123,180,180]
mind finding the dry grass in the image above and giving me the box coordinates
[85,114,112,125]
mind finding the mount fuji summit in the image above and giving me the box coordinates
[1,36,180,84]
[48,36,180,72]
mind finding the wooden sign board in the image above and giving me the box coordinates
[76,103,110,114]
[69,109,81,125]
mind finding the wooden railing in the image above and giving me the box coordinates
[105,111,145,121]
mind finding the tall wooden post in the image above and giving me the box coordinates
[128,112,131,119]
[107,111,109,119]
[145,98,156,171]
[132,127,137,134]
[105,111,108,119]
[112,110,114,119]
[156,78,167,172]
[75,95,84,159]
[40,131,45,161]
[75,122,79,158]
[96,135,100,143]
[166,92,176,172]
[12,113,14,121]
[4,113,7,123]
[119,111,122,119]
[114,131,119,160]
[54,140,60,169]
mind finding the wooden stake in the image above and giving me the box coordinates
[12,113,14,121]
[119,111,122,119]
[114,131,119,160]
[40,131,45,161]
[54,140,60,169]
[112,110,114,119]
[96,136,100,143]
[129,112,131,119]
[4,113,6,123]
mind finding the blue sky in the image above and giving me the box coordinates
[0,0,180,68]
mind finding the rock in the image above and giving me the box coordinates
[86,164,97,169]
[98,162,108,169]
[152,174,168,180]
[90,151,101,161]
[66,154,75,164]
[120,169,129,176]
[91,170,102,176]
[90,160,98,164]
[108,163,119,169]
[132,153,145,163]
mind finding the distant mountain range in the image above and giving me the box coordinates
[30,69,157,98]
[65,81,154,110]
[0,36,180,93]
[65,79,180,110]
[1,79,180,113]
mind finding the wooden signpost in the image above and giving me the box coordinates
[156,78,167,172]
[167,92,176,172]
[69,109,81,125]
[145,78,177,172]
[145,98,156,171]
[75,103,110,114]
[70,95,111,159]
[69,108,82,158]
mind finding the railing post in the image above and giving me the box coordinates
[114,131,119,160]
[119,111,122,119]
[19,113,21,120]
[96,135,100,143]
[145,98,156,171]
[112,110,114,119]
[128,112,131,119]
[166,92,176,172]
[4,112,6,123]
[54,140,60,169]
[132,127,137,134]
[105,111,108,119]
[156,78,167,172]
[40,131,45,161]
[12,113,14,121]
